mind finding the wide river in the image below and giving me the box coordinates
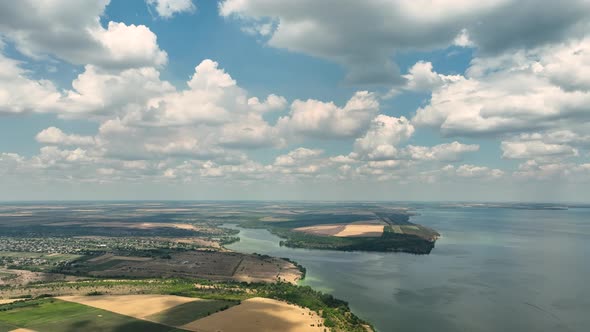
[226,205,590,332]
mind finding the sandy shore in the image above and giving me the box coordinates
[181,297,325,332]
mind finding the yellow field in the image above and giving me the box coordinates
[57,294,198,319]
[180,297,324,332]
[294,223,385,237]
[335,224,385,237]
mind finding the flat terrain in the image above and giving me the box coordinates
[180,297,325,332]
[294,223,385,237]
[3,295,324,332]
[57,295,199,319]
[0,268,82,287]
[0,298,185,332]
[81,251,301,284]
[0,278,372,332]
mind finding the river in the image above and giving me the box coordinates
[226,205,589,332]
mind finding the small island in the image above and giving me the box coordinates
[241,208,440,254]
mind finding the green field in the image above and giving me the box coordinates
[146,299,238,326]
[0,299,186,332]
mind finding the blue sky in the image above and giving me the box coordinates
[0,0,589,202]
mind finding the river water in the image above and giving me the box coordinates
[226,205,590,332]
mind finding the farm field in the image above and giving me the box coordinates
[0,278,371,332]
[68,251,302,284]
[0,295,324,332]
[0,298,186,332]
[181,297,325,332]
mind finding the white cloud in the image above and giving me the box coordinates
[354,115,414,160]
[247,94,287,113]
[514,160,590,180]
[501,140,578,160]
[453,28,474,47]
[0,53,61,114]
[274,148,323,167]
[0,0,167,69]
[403,61,462,91]
[36,127,95,146]
[405,142,479,162]
[454,164,504,179]
[277,91,379,139]
[413,41,590,137]
[220,0,590,84]
[61,65,174,118]
[147,0,196,18]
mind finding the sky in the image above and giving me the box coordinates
[0,0,590,202]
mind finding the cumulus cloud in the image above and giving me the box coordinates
[353,115,414,160]
[413,39,590,137]
[0,0,167,69]
[277,91,379,139]
[219,0,590,84]
[36,127,95,146]
[147,0,196,18]
[514,160,590,180]
[405,142,479,162]
[61,65,174,118]
[454,164,504,179]
[0,53,61,114]
[247,94,287,113]
[501,140,578,160]
[403,61,462,91]
[274,148,323,167]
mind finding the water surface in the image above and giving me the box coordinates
[227,206,590,332]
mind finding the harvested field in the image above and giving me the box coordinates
[0,298,182,332]
[146,299,238,326]
[88,251,302,284]
[57,294,198,319]
[88,253,152,263]
[45,221,203,231]
[293,224,346,236]
[335,224,384,237]
[0,269,82,287]
[259,216,292,222]
[181,297,324,332]
[294,223,384,237]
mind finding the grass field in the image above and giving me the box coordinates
[0,299,186,332]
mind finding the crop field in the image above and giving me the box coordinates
[57,295,200,319]
[69,251,302,284]
[0,277,372,331]
[293,223,385,237]
[180,297,325,332]
[0,298,185,332]
[145,299,238,326]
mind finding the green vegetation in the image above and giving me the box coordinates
[238,211,439,254]
[1,278,372,332]
[0,298,185,332]
[146,299,238,326]
[275,228,435,253]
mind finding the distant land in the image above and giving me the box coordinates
[0,201,379,332]
[238,205,439,254]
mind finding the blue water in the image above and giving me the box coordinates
[227,206,590,332]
